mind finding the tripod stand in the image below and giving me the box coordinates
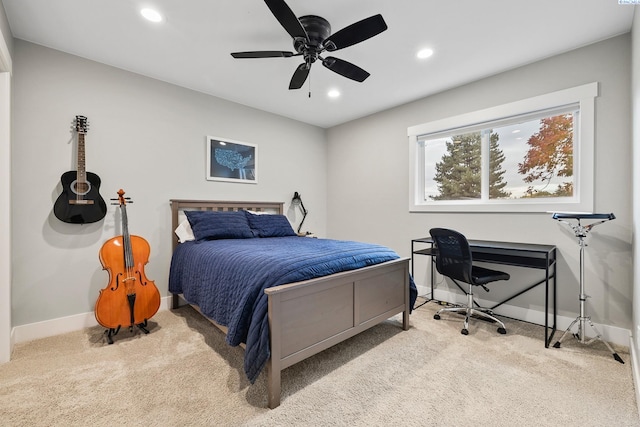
[551,212,623,364]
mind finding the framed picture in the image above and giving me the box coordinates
[206,136,257,183]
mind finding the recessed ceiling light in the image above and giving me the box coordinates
[141,8,163,23]
[327,89,341,98]
[417,48,434,60]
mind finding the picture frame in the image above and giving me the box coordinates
[206,136,257,184]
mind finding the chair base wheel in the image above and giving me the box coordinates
[461,328,469,335]
[497,327,507,334]
[433,314,441,320]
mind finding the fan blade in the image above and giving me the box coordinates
[289,63,310,89]
[322,57,370,82]
[231,51,294,58]
[264,0,308,40]
[323,14,387,51]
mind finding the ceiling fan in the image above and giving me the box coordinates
[230,0,388,90]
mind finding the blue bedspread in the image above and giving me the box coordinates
[169,236,417,383]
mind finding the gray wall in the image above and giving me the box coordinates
[0,0,12,363]
[326,34,633,331]
[0,1,12,61]
[632,7,640,355]
[10,40,327,326]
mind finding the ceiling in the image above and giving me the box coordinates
[1,0,635,128]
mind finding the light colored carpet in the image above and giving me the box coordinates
[0,299,637,426]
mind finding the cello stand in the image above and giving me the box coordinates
[551,213,623,364]
[136,321,150,334]
[102,321,149,345]
[104,326,121,345]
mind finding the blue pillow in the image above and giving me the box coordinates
[244,211,297,237]
[185,210,255,240]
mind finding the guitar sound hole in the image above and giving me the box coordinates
[71,180,91,196]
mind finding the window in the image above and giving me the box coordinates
[408,83,598,213]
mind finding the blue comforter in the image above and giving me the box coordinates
[168,236,417,383]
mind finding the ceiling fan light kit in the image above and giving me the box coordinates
[230,0,387,90]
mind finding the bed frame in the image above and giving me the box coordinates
[170,199,411,408]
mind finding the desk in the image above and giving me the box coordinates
[411,237,557,347]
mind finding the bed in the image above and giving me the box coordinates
[169,199,415,408]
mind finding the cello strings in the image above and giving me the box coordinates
[121,204,136,294]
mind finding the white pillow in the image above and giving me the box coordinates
[246,210,272,215]
[174,219,195,243]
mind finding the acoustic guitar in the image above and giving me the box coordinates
[54,115,107,224]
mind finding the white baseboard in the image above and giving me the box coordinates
[416,286,631,347]
[9,326,15,361]
[12,296,173,345]
[630,337,640,420]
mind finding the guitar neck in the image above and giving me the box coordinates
[77,133,87,184]
[69,116,94,204]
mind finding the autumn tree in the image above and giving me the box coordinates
[432,131,510,200]
[517,114,573,197]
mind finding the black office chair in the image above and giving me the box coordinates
[430,228,510,335]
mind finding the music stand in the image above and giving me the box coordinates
[551,212,623,363]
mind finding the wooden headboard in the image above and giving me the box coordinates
[170,199,284,249]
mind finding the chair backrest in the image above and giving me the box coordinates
[429,228,474,284]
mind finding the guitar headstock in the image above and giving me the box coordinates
[74,115,89,134]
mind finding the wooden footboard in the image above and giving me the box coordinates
[265,257,410,408]
[169,199,411,408]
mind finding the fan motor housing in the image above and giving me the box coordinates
[297,15,331,48]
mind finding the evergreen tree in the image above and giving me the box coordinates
[488,135,510,199]
[432,131,510,200]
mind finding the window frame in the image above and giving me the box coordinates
[408,82,598,213]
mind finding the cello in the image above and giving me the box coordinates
[94,189,161,343]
